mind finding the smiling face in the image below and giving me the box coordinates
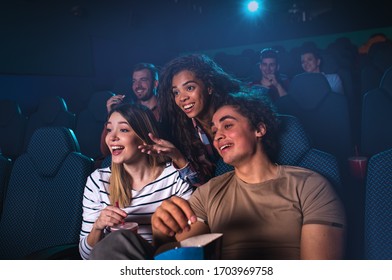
[172,70,211,119]
[211,105,265,167]
[105,112,145,165]
[301,52,320,73]
[132,69,157,102]
[260,57,279,77]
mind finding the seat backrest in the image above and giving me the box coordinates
[74,90,115,160]
[368,41,392,74]
[361,88,392,157]
[276,73,353,167]
[0,126,94,259]
[287,72,332,109]
[361,64,384,95]
[380,65,392,94]
[276,114,342,193]
[23,96,76,152]
[364,148,392,259]
[0,153,12,217]
[0,99,28,159]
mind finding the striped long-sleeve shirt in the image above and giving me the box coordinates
[79,162,193,260]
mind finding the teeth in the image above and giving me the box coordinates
[112,146,124,151]
[220,144,232,150]
[183,103,194,110]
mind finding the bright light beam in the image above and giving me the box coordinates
[247,1,259,13]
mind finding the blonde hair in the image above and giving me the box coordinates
[107,103,166,207]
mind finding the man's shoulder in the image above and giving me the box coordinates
[280,165,329,185]
[203,171,236,190]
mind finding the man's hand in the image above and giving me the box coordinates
[106,95,125,113]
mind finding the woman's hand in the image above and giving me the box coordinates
[93,205,127,231]
[138,133,188,169]
[87,205,128,248]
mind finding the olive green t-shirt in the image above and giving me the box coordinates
[189,165,345,260]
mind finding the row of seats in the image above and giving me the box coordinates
[2,68,389,169]
[215,39,392,160]
[0,90,114,162]
[277,67,392,159]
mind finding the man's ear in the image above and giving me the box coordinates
[255,123,267,138]
[154,80,159,89]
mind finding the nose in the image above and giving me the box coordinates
[213,130,224,143]
[134,80,142,87]
[108,131,119,142]
[179,92,189,102]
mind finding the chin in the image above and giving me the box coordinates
[221,156,233,166]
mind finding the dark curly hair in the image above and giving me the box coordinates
[158,53,242,181]
[216,90,280,162]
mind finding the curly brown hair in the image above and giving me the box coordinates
[216,90,280,162]
[158,54,242,181]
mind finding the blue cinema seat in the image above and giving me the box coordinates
[0,153,12,217]
[23,96,76,152]
[276,72,353,169]
[364,148,392,260]
[361,87,392,157]
[0,99,28,160]
[0,127,94,259]
[74,90,115,161]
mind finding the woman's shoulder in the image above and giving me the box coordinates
[156,162,181,179]
[89,166,111,180]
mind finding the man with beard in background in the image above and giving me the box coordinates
[101,63,160,157]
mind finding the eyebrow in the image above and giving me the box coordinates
[211,115,237,127]
[106,121,129,125]
[172,80,197,89]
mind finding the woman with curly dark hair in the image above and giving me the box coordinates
[155,54,243,185]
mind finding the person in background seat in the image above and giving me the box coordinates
[300,48,345,94]
[249,48,289,101]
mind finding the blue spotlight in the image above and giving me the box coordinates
[247,1,260,13]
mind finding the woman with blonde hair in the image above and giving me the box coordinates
[79,103,192,260]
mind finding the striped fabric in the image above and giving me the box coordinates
[79,162,193,260]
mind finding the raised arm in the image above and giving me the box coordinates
[139,133,203,186]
